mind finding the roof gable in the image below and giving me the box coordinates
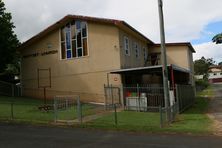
[18,15,154,50]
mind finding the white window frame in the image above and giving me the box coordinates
[134,42,139,58]
[124,36,130,56]
[143,47,147,61]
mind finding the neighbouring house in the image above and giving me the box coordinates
[195,75,204,80]
[18,15,195,104]
[208,66,222,83]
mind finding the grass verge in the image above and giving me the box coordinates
[197,86,214,97]
[82,97,213,135]
[0,96,96,122]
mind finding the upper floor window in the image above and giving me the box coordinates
[134,42,139,58]
[143,47,147,61]
[148,53,161,66]
[60,20,88,59]
[124,36,130,56]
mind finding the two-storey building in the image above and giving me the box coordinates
[18,15,195,103]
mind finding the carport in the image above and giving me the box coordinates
[105,64,194,111]
[109,64,191,89]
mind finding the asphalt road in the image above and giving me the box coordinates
[1,123,222,148]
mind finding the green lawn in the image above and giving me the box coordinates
[0,94,213,135]
[83,97,213,134]
[84,111,161,131]
[0,96,97,123]
[197,86,214,97]
[162,97,212,134]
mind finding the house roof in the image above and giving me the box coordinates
[18,14,154,50]
[154,42,196,53]
[208,65,222,72]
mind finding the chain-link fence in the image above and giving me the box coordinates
[53,95,81,123]
[0,96,180,129]
[0,101,54,122]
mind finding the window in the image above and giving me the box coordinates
[124,36,130,55]
[220,73,222,75]
[60,20,88,59]
[214,73,217,76]
[143,47,147,61]
[148,53,160,66]
[134,42,139,58]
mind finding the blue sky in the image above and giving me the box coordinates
[192,21,222,45]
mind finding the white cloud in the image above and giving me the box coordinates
[3,0,222,61]
[193,42,222,63]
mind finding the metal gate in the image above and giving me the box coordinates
[104,85,121,109]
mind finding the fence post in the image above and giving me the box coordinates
[104,84,107,110]
[114,104,118,125]
[11,102,14,120]
[175,84,180,113]
[137,84,140,111]
[111,84,114,106]
[77,96,82,123]
[54,98,58,123]
[159,105,162,128]
[66,99,68,109]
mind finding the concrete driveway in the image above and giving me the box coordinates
[208,84,222,134]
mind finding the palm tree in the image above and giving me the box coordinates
[212,33,222,44]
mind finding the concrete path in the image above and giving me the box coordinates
[208,84,222,135]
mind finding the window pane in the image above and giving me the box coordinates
[126,50,128,55]
[61,42,66,59]
[124,37,130,55]
[77,30,82,48]
[67,50,72,59]
[65,26,71,49]
[83,38,88,56]
[77,48,83,57]
[72,40,77,57]
[82,22,87,38]
[61,27,65,41]
[76,21,81,29]
[71,22,76,39]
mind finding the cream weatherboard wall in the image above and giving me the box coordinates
[149,45,195,85]
[149,45,191,71]
[20,22,122,102]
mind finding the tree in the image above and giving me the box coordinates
[194,57,215,79]
[218,62,222,66]
[212,33,222,44]
[0,0,20,82]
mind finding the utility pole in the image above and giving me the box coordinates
[157,0,170,121]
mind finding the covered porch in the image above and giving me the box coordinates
[109,64,191,88]
[105,64,193,111]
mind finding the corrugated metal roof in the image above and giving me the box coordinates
[110,64,190,74]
